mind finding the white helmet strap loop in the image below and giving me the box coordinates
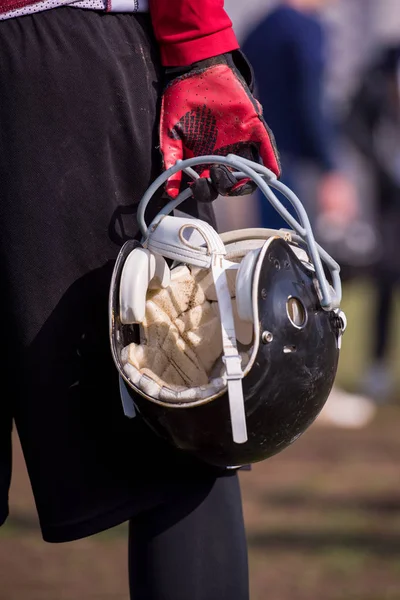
[146,215,226,268]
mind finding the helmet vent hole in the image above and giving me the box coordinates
[283,345,297,354]
[286,297,307,329]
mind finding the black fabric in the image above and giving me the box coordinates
[128,474,249,600]
[0,7,224,543]
[164,50,254,92]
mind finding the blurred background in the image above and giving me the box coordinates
[2,1,400,599]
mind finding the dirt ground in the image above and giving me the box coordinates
[1,281,400,600]
[1,404,400,600]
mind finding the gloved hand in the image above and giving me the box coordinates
[159,51,281,199]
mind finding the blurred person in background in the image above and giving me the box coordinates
[344,44,400,404]
[242,0,376,428]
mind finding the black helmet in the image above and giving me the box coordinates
[109,155,346,468]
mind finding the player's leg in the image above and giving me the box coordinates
[128,473,249,600]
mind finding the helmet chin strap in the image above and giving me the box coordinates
[212,257,248,444]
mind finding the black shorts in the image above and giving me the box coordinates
[0,7,225,543]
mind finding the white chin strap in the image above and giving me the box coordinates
[146,214,248,444]
[211,258,248,444]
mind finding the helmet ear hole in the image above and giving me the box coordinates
[286,296,307,329]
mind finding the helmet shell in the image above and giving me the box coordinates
[110,237,340,468]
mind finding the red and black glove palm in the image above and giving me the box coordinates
[160,52,281,199]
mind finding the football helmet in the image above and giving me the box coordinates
[109,155,346,468]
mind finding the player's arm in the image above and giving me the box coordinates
[149,0,238,66]
[149,0,281,199]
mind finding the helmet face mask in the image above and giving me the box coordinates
[109,155,346,468]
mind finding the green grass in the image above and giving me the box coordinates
[336,279,400,392]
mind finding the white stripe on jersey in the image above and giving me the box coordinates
[0,0,148,20]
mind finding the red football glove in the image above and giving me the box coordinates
[160,52,281,199]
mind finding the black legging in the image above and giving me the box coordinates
[128,474,249,600]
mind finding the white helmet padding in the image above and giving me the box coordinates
[119,248,171,324]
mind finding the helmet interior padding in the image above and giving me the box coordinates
[121,261,253,403]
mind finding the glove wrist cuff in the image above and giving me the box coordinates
[163,52,230,85]
[164,50,254,91]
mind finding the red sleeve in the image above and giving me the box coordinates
[149,0,239,67]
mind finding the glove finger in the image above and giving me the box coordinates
[160,94,185,198]
[209,164,237,194]
[162,136,184,199]
[166,170,183,199]
[190,177,219,204]
[229,177,256,196]
[209,160,257,197]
